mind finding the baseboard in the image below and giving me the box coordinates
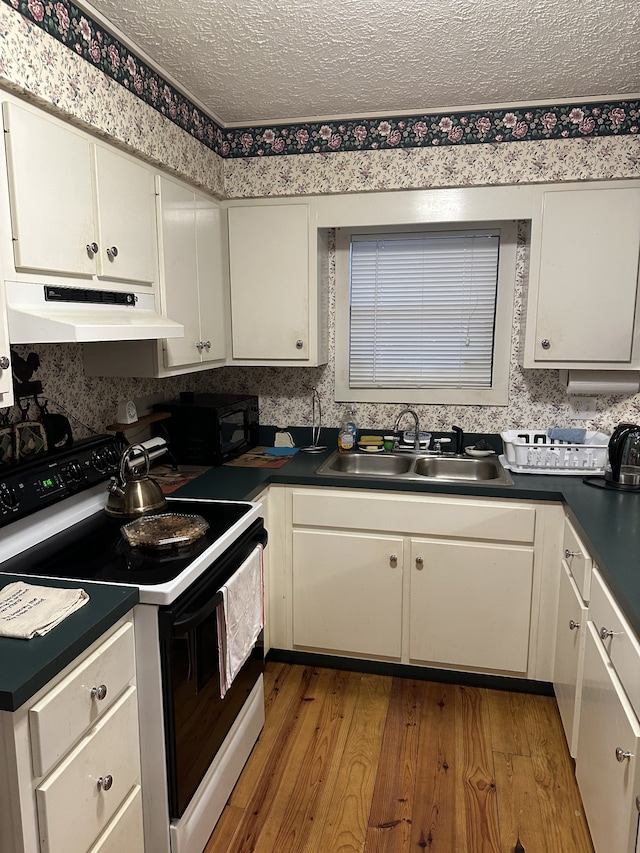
[265,648,554,696]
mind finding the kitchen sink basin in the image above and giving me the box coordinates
[316,450,513,486]
[325,454,414,475]
[413,456,507,482]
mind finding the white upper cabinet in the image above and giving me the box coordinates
[93,146,156,284]
[522,184,640,368]
[158,176,226,369]
[227,202,328,365]
[2,101,156,287]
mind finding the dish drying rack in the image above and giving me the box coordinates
[500,430,610,474]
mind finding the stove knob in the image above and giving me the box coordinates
[68,461,85,482]
[91,450,108,473]
[0,484,19,511]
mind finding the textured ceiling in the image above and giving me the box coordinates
[84,0,640,125]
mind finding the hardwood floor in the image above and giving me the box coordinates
[205,662,594,853]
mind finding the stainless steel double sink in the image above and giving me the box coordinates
[316,450,513,485]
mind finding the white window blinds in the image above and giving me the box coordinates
[349,232,501,389]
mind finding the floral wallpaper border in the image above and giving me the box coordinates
[4,0,640,159]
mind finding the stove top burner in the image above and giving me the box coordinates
[0,499,253,585]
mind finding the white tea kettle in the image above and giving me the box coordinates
[105,444,167,517]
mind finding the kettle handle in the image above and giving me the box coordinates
[609,424,633,481]
[119,444,150,483]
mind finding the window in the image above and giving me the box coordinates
[335,222,517,405]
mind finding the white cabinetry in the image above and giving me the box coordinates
[292,529,404,659]
[227,202,328,366]
[0,616,143,853]
[83,175,227,377]
[284,488,551,678]
[553,516,592,757]
[2,101,156,287]
[522,184,640,368]
[576,569,640,853]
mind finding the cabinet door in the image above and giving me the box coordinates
[94,145,156,284]
[532,188,640,363]
[228,204,310,360]
[553,561,588,757]
[158,176,201,367]
[86,785,144,853]
[292,529,403,658]
[2,102,96,277]
[36,686,141,853]
[195,189,226,362]
[409,539,534,673]
[576,624,640,853]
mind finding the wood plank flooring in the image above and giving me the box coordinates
[205,663,594,853]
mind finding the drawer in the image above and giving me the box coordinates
[30,621,135,778]
[590,569,640,720]
[563,516,592,601]
[87,785,144,853]
[36,685,141,853]
[291,490,536,543]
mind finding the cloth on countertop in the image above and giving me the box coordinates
[263,446,299,456]
[548,428,587,444]
[216,544,264,698]
[0,582,89,640]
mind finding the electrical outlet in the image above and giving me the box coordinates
[568,396,597,420]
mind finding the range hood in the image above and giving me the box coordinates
[5,282,184,344]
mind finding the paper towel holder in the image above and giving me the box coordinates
[560,369,640,396]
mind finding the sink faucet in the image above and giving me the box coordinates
[393,408,421,451]
[452,425,464,455]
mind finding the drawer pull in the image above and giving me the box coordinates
[569,619,580,631]
[616,747,634,763]
[97,774,113,791]
[600,626,621,641]
[415,556,424,570]
[564,549,580,559]
[91,684,108,701]
[389,554,398,568]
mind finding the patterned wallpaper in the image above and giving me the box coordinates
[2,2,640,441]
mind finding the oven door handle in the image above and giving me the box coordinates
[172,590,224,635]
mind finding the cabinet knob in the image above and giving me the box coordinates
[196,341,204,352]
[600,626,621,641]
[564,549,580,559]
[91,684,108,701]
[86,242,99,255]
[568,619,580,631]
[415,556,424,569]
[389,554,398,567]
[106,246,119,259]
[0,356,9,370]
[540,339,551,350]
[203,341,211,350]
[296,339,304,349]
[616,747,634,763]
[97,774,113,791]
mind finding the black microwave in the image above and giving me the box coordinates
[153,393,259,466]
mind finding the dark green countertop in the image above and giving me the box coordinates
[173,444,640,640]
[0,576,138,712]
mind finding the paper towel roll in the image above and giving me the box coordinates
[560,370,640,396]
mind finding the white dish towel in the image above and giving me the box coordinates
[0,582,89,640]
[217,544,264,698]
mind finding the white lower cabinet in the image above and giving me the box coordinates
[292,529,404,658]
[281,487,554,678]
[553,561,588,757]
[575,569,640,853]
[0,616,143,853]
[409,538,533,673]
[576,623,640,853]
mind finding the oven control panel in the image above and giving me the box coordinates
[0,435,122,526]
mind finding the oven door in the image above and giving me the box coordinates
[158,521,266,819]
